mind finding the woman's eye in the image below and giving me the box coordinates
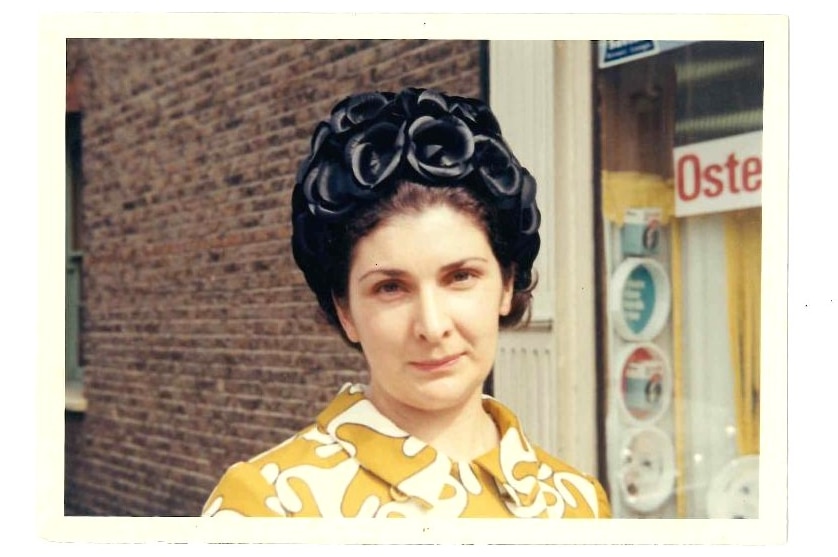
[375,281,403,295]
[450,269,477,284]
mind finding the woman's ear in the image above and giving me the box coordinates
[499,274,514,317]
[332,294,360,343]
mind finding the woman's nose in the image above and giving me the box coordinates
[413,288,452,343]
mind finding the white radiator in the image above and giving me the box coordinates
[493,329,559,457]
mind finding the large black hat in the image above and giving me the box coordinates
[291,87,541,322]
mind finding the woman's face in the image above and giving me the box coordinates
[335,204,513,417]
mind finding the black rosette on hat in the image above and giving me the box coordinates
[345,121,407,188]
[393,88,454,123]
[296,123,365,221]
[329,92,392,134]
[414,89,449,117]
[294,121,332,188]
[298,103,405,221]
[301,158,365,220]
[449,96,501,136]
[406,114,474,182]
[519,170,540,236]
[473,135,522,207]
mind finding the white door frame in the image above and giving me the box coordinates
[490,40,598,474]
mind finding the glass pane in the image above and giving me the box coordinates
[595,41,763,518]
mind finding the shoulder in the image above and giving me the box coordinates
[202,423,350,517]
[202,384,372,517]
[533,445,591,477]
[533,446,612,518]
[481,395,612,518]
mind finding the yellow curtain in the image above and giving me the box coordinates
[724,208,761,455]
[669,217,687,518]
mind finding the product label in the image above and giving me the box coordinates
[621,345,667,421]
[622,265,656,334]
[621,207,662,256]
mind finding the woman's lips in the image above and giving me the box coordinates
[410,353,463,372]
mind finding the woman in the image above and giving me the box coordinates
[202,88,611,518]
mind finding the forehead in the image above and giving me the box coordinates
[350,205,493,269]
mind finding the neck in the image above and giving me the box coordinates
[366,387,500,462]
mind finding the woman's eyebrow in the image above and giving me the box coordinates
[357,257,489,283]
[357,267,406,283]
[439,257,489,273]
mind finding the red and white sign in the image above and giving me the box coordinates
[673,131,762,217]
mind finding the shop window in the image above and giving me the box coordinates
[595,41,763,518]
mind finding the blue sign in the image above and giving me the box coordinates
[601,40,656,65]
[598,40,696,68]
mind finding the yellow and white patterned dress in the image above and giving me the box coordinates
[202,383,611,518]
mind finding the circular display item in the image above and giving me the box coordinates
[706,455,759,519]
[616,342,673,425]
[618,427,676,513]
[609,257,672,342]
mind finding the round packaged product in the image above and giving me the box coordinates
[609,257,671,341]
[618,427,676,513]
[706,455,759,519]
[616,342,672,424]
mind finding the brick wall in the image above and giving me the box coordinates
[65,39,484,516]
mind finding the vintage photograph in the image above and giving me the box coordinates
[38,12,789,545]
